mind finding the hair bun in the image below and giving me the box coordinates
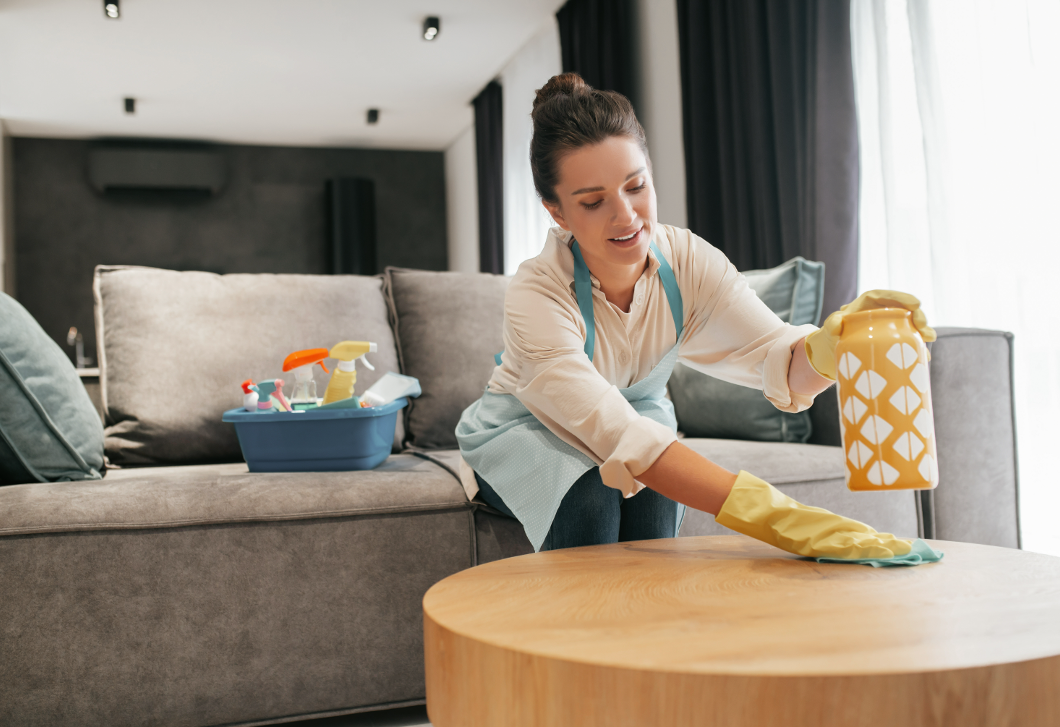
[533,73,590,114]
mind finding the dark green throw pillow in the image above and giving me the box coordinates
[0,293,105,484]
[668,256,824,443]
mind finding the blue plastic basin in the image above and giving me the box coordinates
[221,398,408,472]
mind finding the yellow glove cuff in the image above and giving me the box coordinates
[803,328,837,380]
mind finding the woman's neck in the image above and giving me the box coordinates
[579,247,647,313]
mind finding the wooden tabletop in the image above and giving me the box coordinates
[424,536,1060,727]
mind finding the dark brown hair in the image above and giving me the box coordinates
[530,73,650,204]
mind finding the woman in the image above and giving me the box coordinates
[457,73,936,563]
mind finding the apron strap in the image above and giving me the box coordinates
[570,241,598,361]
[649,240,684,341]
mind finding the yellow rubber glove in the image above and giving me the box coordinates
[804,289,937,380]
[716,471,913,560]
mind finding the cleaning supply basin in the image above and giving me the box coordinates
[222,398,407,472]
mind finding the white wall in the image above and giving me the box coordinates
[445,124,480,273]
[635,0,687,229]
[0,120,12,296]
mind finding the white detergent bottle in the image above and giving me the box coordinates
[361,372,422,407]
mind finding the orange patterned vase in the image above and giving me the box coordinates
[836,308,939,491]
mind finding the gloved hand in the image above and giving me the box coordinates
[716,471,921,561]
[804,289,936,380]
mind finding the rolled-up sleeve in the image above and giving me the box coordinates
[675,233,819,413]
[501,272,677,497]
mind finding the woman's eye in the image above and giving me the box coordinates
[581,200,603,210]
[628,183,647,193]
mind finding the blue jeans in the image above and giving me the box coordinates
[475,467,680,551]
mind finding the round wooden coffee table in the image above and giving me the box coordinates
[423,536,1060,727]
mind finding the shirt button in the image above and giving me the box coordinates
[620,351,630,364]
[635,294,644,306]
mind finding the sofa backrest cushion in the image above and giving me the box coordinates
[95,266,401,466]
[0,293,105,484]
[385,268,509,450]
[743,256,825,327]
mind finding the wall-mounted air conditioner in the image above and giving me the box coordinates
[87,146,225,193]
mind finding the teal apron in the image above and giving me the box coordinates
[456,239,686,552]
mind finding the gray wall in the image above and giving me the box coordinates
[12,138,446,361]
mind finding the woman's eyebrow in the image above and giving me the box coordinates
[570,167,647,196]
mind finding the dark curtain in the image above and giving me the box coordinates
[676,0,859,320]
[556,0,635,100]
[473,80,504,275]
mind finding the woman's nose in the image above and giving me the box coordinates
[614,196,636,226]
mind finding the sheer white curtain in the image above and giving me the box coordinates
[852,0,1060,555]
[500,18,562,276]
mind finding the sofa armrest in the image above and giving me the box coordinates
[925,327,1020,548]
[807,385,842,447]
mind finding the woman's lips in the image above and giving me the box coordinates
[608,227,643,248]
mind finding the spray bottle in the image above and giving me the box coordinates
[255,379,294,412]
[282,348,330,408]
[241,379,259,412]
[321,341,377,406]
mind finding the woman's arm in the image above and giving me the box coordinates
[638,338,832,514]
[787,336,834,397]
[637,441,737,515]
[669,232,820,414]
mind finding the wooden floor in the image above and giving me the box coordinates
[292,705,431,727]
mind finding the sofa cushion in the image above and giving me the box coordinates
[669,256,824,442]
[0,454,466,537]
[741,256,825,325]
[0,293,104,484]
[680,437,846,484]
[0,454,473,725]
[94,266,402,466]
[385,268,509,450]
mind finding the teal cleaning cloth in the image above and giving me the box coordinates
[815,539,944,568]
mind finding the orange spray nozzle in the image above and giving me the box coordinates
[283,348,330,374]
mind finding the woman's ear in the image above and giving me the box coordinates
[543,199,570,231]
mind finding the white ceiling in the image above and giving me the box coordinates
[0,0,565,150]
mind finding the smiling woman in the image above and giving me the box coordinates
[454,73,936,565]
[543,137,653,311]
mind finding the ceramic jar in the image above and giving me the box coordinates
[836,308,939,491]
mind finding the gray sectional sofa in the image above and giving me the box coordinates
[0,265,1021,727]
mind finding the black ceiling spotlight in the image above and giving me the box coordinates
[423,16,440,41]
[104,0,120,19]
[366,109,379,125]
[124,97,135,114]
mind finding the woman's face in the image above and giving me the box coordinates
[543,135,657,269]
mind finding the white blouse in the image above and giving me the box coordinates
[459,224,818,499]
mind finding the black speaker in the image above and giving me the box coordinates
[327,177,377,275]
